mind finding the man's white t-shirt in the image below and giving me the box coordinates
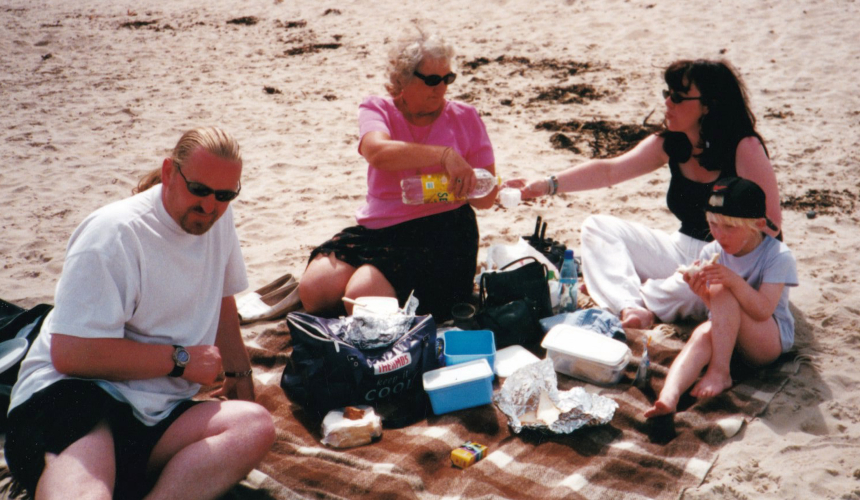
[9,185,248,425]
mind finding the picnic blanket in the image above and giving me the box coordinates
[221,293,800,500]
[0,304,800,500]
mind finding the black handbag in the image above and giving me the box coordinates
[281,312,439,428]
[477,256,552,348]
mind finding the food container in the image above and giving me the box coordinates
[352,296,400,317]
[493,345,540,379]
[443,329,496,368]
[423,359,494,415]
[541,325,632,385]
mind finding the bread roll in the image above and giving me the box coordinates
[321,406,382,448]
[677,253,719,280]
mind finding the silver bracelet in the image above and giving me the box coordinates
[547,175,559,196]
[224,369,253,378]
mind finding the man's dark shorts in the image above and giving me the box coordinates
[4,379,198,500]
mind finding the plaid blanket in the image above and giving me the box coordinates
[219,314,799,500]
[0,311,799,500]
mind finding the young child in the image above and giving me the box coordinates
[645,177,798,418]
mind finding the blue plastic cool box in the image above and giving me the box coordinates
[422,359,494,415]
[443,329,496,368]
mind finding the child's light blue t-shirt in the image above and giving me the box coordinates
[699,235,799,352]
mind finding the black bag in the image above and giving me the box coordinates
[523,216,567,271]
[1,299,53,430]
[281,312,439,428]
[477,256,552,348]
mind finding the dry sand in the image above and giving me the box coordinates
[2,0,860,498]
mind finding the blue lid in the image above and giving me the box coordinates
[564,249,574,259]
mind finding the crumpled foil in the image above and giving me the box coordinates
[493,359,618,434]
[332,296,420,349]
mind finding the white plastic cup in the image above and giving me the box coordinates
[499,188,521,209]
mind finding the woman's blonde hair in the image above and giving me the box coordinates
[706,211,762,233]
[385,27,455,97]
[133,127,241,194]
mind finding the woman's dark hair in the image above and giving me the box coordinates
[661,59,768,171]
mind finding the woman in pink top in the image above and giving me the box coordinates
[298,29,497,321]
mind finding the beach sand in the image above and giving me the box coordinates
[2,0,860,497]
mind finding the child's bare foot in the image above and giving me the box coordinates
[621,307,655,329]
[690,370,733,399]
[644,399,676,418]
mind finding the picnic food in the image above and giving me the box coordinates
[321,406,382,448]
[676,253,720,280]
[519,389,561,426]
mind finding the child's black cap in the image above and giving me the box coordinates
[705,177,779,231]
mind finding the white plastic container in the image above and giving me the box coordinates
[352,296,400,317]
[422,359,494,414]
[493,345,540,378]
[541,325,631,385]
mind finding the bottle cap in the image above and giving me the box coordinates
[564,249,574,259]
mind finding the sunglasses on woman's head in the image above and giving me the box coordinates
[413,71,457,87]
[663,89,704,104]
[175,164,241,202]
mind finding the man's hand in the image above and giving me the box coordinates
[212,376,256,401]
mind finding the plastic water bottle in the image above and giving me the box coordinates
[558,249,578,313]
[401,168,500,205]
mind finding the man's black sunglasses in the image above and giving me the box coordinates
[175,163,241,202]
[663,89,704,104]
[413,71,457,87]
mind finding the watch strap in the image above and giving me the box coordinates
[168,363,185,378]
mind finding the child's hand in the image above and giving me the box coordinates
[683,263,710,301]
[699,263,744,291]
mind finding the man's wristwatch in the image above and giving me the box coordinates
[169,345,190,377]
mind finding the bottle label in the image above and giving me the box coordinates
[420,173,463,204]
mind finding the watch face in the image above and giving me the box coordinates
[174,347,190,366]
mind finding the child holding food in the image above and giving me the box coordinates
[645,177,797,418]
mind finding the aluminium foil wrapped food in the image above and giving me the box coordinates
[330,296,420,350]
[493,359,618,434]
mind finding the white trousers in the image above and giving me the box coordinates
[579,214,708,323]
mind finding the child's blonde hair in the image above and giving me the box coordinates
[706,211,761,232]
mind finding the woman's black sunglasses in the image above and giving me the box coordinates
[175,164,241,202]
[663,89,704,104]
[413,70,457,87]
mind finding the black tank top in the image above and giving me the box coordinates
[666,159,736,241]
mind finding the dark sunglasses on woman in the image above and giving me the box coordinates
[176,164,241,202]
[413,71,457,87]
[663,89,704,104]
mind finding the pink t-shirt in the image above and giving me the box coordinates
[355,96,495,229]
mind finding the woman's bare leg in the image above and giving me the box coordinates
[298,254,356,315]
[343,265,397,315]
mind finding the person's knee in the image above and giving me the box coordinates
[230,403,276,453]
[581,214,614,235]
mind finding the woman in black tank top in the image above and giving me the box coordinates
[506,59,782,328]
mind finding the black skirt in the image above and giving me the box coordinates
[310,204,479,321]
